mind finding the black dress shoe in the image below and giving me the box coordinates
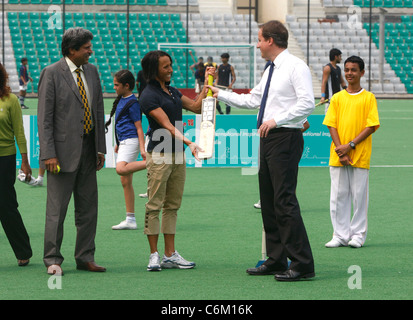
[274,269,315,282]
[76,261,106,272]
[246,264,285,275]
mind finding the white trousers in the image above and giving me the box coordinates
[329,166,369,245]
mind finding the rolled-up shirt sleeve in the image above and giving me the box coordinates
[273,61,315,127]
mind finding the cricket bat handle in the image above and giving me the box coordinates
[207,75,214,97]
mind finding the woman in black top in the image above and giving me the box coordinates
[139,50,214,271]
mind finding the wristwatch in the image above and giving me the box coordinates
[349,141,356,149]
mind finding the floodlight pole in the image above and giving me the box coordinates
[2,0,4,65]
[306,0,310,65]
[63,1,65,32]
[127,0,130,70]
[249,0,252,44]
[368,0,372,91]
[186,0,189,88]
[379,7,386,86]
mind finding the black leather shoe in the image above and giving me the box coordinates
[274,269,315,282]
[246,264,285,275]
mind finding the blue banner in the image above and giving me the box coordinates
[19,114,331,168]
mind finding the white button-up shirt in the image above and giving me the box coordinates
[65,56,92,107]
[218,49,314,129]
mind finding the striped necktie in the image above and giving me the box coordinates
[257,62,275,129]
[74,68,92,134]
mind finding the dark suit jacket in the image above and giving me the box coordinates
[37,58,106,172]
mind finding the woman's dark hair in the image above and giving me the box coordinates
[61,27,93,57]
[141,50,172,83]
[259,20,289,49]
[105,69,136,133]
[0,63,11,99]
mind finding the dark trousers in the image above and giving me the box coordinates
[43,131,98,267]
[0,154,32,260]
[258,128,314,273]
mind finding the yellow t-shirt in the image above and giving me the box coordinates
[323,89,380,169]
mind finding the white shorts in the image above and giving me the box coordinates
[116,138,139,164]
[19,84,28,91]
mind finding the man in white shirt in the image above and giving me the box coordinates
[208,20,315,281]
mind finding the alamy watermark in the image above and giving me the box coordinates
[48,275,62,290]
[347,265,362,289]
[47,5,62,30]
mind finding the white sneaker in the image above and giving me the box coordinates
[348,239,362,248]
[253,200,261,209]
[34,177,44,186]
[111,219,137,230]
[17,170,38,186]
[139,192,148,198]
[325,238,347,248]
[147,252,161,271]
[161,251,196,269]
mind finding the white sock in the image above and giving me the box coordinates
[126,213,135,222]
[37,175,44,182]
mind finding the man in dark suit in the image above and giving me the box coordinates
[37,28,106,276]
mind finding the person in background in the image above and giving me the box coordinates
[215,53,236,115]
[0,63,33,267]
[323,56,380,249]
[105,70,146,230]
[321,48,347,113]
[18,57,33,109]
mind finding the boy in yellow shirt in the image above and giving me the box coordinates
[323,56,380,248]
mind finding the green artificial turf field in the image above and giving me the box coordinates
[1,98,412,300]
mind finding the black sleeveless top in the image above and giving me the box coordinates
[325,63,342,99]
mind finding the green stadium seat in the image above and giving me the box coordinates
[405,0,413,7]
[147,0,157,5]
[138,13,148,21]
[148,13,159,21]
[170,14,181,21]
[394,0,404,7]
[142,28,154,36]
[167,35,178,42]
[151,21,162,29]
[140,21,151,29]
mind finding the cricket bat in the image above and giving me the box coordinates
[198,75,217,160]
[315,98,329,107]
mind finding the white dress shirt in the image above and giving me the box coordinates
[65,56,92,107]
[218,49,314,129]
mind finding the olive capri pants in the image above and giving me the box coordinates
[144,151,186,235]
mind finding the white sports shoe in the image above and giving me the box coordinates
[147,252,161,271]
[111,220,137,230]
[348,239,362,248]
[17,170,38,186]
[253,200,261,209]
[325,238,347,248]
[161,251,196,269]
[34,177,44,186]
[139,192,148,198]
